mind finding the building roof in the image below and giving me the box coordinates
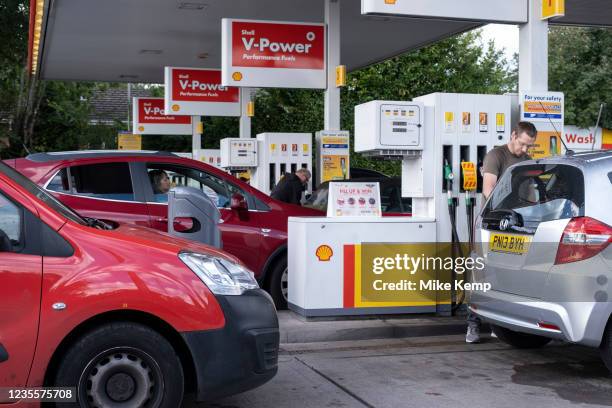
[88,86,152,124]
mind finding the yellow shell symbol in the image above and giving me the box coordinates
[232,72,243,81]
[172,104,180,112]
[315,245,333,262]
[138,126,145,132]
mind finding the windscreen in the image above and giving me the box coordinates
[0,161,87,225]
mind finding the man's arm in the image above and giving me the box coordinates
[482,173,498,201]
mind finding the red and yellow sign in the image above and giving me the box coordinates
[461,162,477,191]
[602,128,612,150]
[342,244,453,308]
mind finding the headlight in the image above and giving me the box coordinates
[179,252,259,295]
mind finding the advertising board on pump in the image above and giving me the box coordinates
[221,18,326,89]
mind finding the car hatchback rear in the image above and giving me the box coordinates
[469,151,612,359]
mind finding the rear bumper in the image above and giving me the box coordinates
[182,289,279,402]
[469,289,611,347]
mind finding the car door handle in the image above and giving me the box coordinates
[261,228,271,233]
[155,217,168,223]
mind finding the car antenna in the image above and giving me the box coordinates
[591,103,605,151]
[537,100,573,156]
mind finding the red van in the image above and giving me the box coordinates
[0,160,279,407]
[10,151,323,309]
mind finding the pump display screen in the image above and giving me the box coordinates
[379,103,421,147]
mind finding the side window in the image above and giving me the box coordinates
[146,164,231,208]
[47,168,70,193]
[0,193,22,253]
[71,163,135,201]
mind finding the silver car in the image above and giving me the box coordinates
[469,150,612,370]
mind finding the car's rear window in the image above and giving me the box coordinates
[484,163,584,223]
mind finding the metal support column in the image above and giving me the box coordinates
[239,88,252,138]
[519,0,549,92]
[192,115,201,158]
[324,0,341,130]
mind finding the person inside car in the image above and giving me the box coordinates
[149,169,171,195]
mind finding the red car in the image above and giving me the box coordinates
[0,160,278,407]
[10,151,322,309]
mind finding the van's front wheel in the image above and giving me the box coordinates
[54,322,184,408]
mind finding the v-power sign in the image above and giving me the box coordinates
[222,19,326,89]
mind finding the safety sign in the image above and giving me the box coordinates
[520,92,564,122]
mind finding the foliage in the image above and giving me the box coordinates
[248,30,514,176]
[549,27,612,129]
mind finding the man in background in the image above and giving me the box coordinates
[271,168,311,205]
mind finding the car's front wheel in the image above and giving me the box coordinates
[54,322,184,408]
[492,325,552,349]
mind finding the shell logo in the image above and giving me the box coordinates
[171,104,180,112]
[232,72,243,81]
[138,126,145,132]
[315,245,333,262]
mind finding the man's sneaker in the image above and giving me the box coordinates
[466,325,481,343]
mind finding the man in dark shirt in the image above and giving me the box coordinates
[482,121,538,200]
[466,121,537,343]
[270,168,311,205]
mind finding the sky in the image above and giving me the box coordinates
[479,23,520,62]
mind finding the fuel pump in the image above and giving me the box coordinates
[444,159,463,310]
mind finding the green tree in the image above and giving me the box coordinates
[0,0,108,157]
[247,30,514,175]
[549,26,612,129]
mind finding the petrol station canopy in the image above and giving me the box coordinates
[32,0,611,84]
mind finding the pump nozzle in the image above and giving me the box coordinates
[444,159,454,204]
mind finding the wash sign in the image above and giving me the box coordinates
[520,92,564,122]
[133,98,192,135]
[164,67,241,116]
[221,19,326,89]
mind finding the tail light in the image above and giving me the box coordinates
[555,217,612,265]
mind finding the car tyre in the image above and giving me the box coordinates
[269,257,288,310]
[492,325,552,349]
[54,322,184,408]
[599,320,612,373]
